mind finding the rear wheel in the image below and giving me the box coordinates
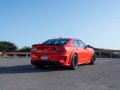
[89,54,96,65]
[70,54,78,70]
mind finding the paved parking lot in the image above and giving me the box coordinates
[0,57,120,90]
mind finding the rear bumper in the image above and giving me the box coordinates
[31,60,61,66]
[31,54,71,67]
[31,60,70,67]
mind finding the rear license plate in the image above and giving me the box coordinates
[41,55,48,60]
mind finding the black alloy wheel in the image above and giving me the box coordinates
[89,54,96,65]
[70,54,78,70]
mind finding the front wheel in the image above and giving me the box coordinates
[70,54,78,70]
[89,54,96,65]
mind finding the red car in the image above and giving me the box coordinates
[31,38,96,70]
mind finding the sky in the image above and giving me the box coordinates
[0,0,120,49]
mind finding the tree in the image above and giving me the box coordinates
[18,46,31,52]
[0,41,17,52]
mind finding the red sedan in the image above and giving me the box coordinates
[31,38,96,70]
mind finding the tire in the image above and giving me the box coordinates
[89,54,96,65]
[70,54,78,70]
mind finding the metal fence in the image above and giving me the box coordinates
[0,50,120,58]
[95,50,120,58]
[0,52,30,57]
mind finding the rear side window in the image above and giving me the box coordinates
[78,40,86,48]
[42,39,70,45]
[72,40,80,47]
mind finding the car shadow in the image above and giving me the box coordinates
[0,64,71,74]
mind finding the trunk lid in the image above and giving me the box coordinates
[31,44,66,54]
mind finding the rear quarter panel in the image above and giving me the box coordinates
[65,46,79,65]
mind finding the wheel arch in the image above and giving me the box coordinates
[90,51,96,61]
[68,51,78,65]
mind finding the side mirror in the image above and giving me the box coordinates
[87,45,91,48]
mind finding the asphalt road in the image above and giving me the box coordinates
[0,57,120,90]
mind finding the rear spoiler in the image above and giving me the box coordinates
[32,44,41,46]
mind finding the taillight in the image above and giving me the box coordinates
[56,47,66,52]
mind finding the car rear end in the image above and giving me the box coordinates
[31,38,71,67]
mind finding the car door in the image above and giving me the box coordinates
[72,40,85,64]
[77,40,91,63]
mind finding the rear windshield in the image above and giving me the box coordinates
[41,39,70,45]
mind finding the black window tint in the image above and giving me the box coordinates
[41,39,70,45]
[78,40,86,48]
[73,40,80,47]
